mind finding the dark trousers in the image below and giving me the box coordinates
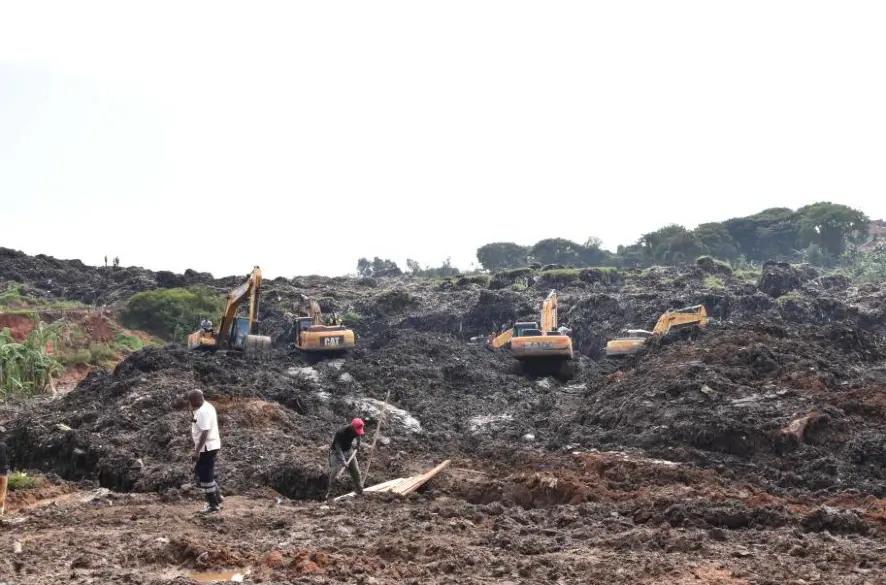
[327,450,362,496]
[195,449,221,507]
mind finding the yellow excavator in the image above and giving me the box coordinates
[291,295,356,352]
[489,290,574,360]
[605,304,708,357]
[187,266,272,354]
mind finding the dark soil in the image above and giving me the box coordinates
[4,249,886,583]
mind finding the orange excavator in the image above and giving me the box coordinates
[605,304,708,357]
[187,266,272,354]
[489,290,574,361]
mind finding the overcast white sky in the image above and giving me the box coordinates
[1,2,885,278]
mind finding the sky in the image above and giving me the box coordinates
[1,1,885,278]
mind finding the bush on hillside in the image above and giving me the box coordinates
[537,269,581,287]
[578,267,622,285]
[121,287,226,341]
[696,255,733,276]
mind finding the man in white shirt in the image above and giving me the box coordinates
[188,389,222,513]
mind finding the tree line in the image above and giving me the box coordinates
[356,202,873,277]
[477,202,871,271]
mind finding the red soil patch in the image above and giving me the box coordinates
[0,313,35,340]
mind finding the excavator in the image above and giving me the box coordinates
[187,266,272,354]
[290,295,356,353]
[605,304,708,357]
[489,290,574,361]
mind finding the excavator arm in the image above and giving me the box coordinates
[218,266,263,341]
[540,290,558,332]
[651,305,708,336]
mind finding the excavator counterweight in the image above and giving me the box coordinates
[291,295,356,353]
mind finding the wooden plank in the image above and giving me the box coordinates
[333,477,406,501]
[333,460,451,501]
[392,460,451,496]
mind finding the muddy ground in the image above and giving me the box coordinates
[3,250,886,583]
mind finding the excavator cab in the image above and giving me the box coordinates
[513,322,542,338]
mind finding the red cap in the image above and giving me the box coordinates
[351,418,365,436]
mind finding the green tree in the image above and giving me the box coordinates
[121,287,226,340]
[640,225,706,264]
[406,259,422,274]
[693,222,739,260]
[476,242,529,271]
[529,238,584,266]
[356,257,402,277]
[796,202,869,258]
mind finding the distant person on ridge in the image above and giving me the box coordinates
[188,389,222,513]
[325,418,365,498]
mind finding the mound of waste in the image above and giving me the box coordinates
[551,322,886,495]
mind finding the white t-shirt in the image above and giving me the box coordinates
[191,401,221,451]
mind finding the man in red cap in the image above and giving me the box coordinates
[326,418,365,498]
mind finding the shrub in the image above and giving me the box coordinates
[696,255,733,276]
[734,268,762,281]
[457,275,490,287]
[703,276,725,289]
[496,267,535,280]
[8,471,40,491]
[0,320,68,400]
[579,267,622,285]
[537,269,581,286]
[113,333,144,352]
[121,287,226,341]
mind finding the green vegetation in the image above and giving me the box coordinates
[0,319,68,400]
[341,311,362,323]
[8,471,40,491]
[537,268,581,286]
[695,255,733,275]
[703,276,725,289]
[841,246,886,283]
[579,267,621,285]
[356,257,402,278]
[734,268,762,282]
[121,286,226,341]
[457,274,490,287]
[473,202,871,272]
[0,283,87,312]
[114,333,145,352]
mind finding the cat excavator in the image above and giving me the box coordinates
[187,266,272,354]
[605,304,708,357]
[290,295,356,352]
[489,290,574,361]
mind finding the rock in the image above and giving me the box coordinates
[265,550,285,567]
[338,373,355,383]
[522,433,536,442]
